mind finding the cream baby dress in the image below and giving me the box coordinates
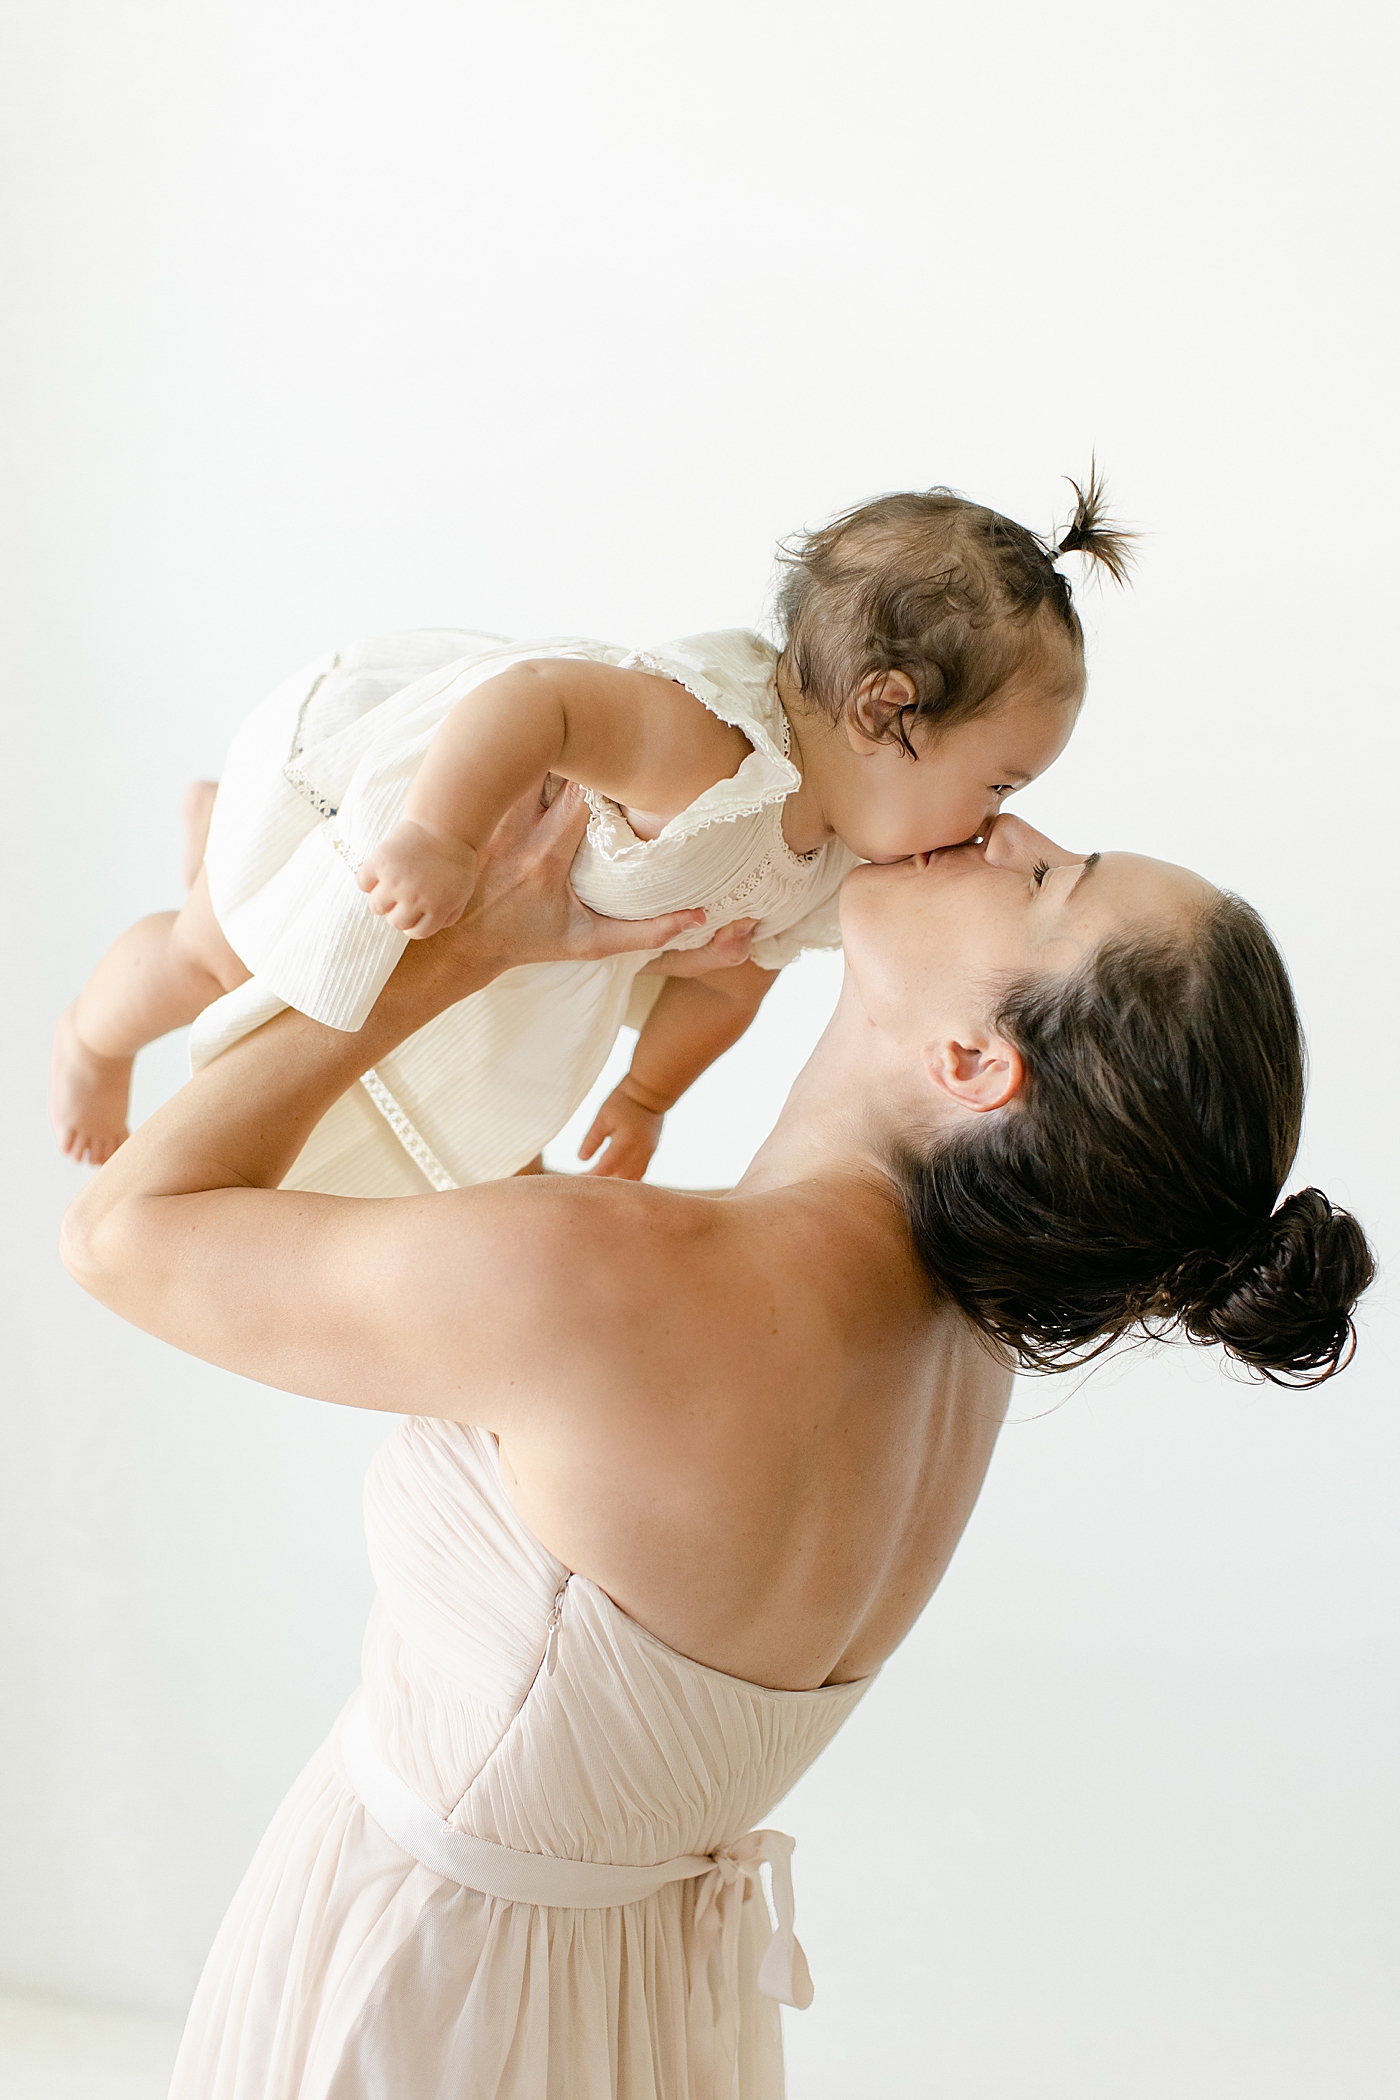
[192,629,858,1195]
[170,1419,874,2099]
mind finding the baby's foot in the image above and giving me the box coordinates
[50,1004,132,1165]
[181,780,219,892]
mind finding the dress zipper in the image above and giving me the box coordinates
[542,1581,568,1676]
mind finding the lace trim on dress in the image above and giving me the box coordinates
[582,644,801,863]
[282,662,341,818]
[360,1069,458,1192]
[623,644,825,873]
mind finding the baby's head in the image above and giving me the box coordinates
[775,469,1134,859]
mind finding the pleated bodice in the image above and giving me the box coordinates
[170,1417,874,2098]
[359,1419,871,1859]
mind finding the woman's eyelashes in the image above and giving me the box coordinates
[1031,859,1051,889]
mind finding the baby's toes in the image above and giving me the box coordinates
[85,1123,126,1165]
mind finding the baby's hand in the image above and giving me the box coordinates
[578,1077,666,1180]
[357,819,478,938]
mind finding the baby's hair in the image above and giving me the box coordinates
[776,463,1136,755]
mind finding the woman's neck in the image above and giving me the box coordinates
[735,976,917,1200]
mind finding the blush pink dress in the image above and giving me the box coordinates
[168,1419,872,2100]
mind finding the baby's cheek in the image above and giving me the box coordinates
[921,787,991,851]
[884,801,968,857]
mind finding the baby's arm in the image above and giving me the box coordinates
[357,660,751,937]
[579,956,778,1180]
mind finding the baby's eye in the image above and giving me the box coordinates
[990,784,1014,797]
[1031,859,1051,889]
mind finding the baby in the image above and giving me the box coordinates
[52,474,1131,1189]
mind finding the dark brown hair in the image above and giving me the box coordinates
[776,464,1135,756]
[896,894,1373,1386]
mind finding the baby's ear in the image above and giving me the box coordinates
[845,670,918,753]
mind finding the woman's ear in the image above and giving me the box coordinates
[923,1033,1025,1112]
[844,670,918,753]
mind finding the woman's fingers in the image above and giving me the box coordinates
[492,775,589,874]
[456,777,702,966]
[640,919,757,976]
[576,908,706,960]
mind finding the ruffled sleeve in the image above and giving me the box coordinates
[596,637,798,851]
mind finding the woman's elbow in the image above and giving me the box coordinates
[59,1190,127,1301]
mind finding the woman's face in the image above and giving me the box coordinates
[840,813,1217,1046]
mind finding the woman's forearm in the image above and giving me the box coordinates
[58,779,704,1313]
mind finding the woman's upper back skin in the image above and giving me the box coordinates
[434,1168,1012,1693]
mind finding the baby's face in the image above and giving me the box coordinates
[833,679,1082,863]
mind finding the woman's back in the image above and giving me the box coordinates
[362,1418,871,1832]
[461,1169,1012,1692]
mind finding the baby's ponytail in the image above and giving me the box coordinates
[1045,458,1136,586]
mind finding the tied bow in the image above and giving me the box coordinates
[689,1828,812,2098]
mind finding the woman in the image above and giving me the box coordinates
[61,786,1371,2100]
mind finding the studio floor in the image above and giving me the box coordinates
[0,1992,182,2100]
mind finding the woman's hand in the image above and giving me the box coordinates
[409,780,705,1002]
[639,918,758,977]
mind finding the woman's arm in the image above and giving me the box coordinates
[60,786,706,1415]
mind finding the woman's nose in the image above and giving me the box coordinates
[983,812,1072,869]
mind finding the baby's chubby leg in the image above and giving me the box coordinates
[51,868,250,1164]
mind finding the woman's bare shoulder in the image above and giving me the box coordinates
[449,1172,753,1328]
[410,1168,903,1419]
[483,1170,936,1383]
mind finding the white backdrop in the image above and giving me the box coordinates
[3,2,1397,2093]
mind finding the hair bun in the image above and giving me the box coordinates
[1172,1189,1374,1385]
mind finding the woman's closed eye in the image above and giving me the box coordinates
[1031,859,1051,889]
